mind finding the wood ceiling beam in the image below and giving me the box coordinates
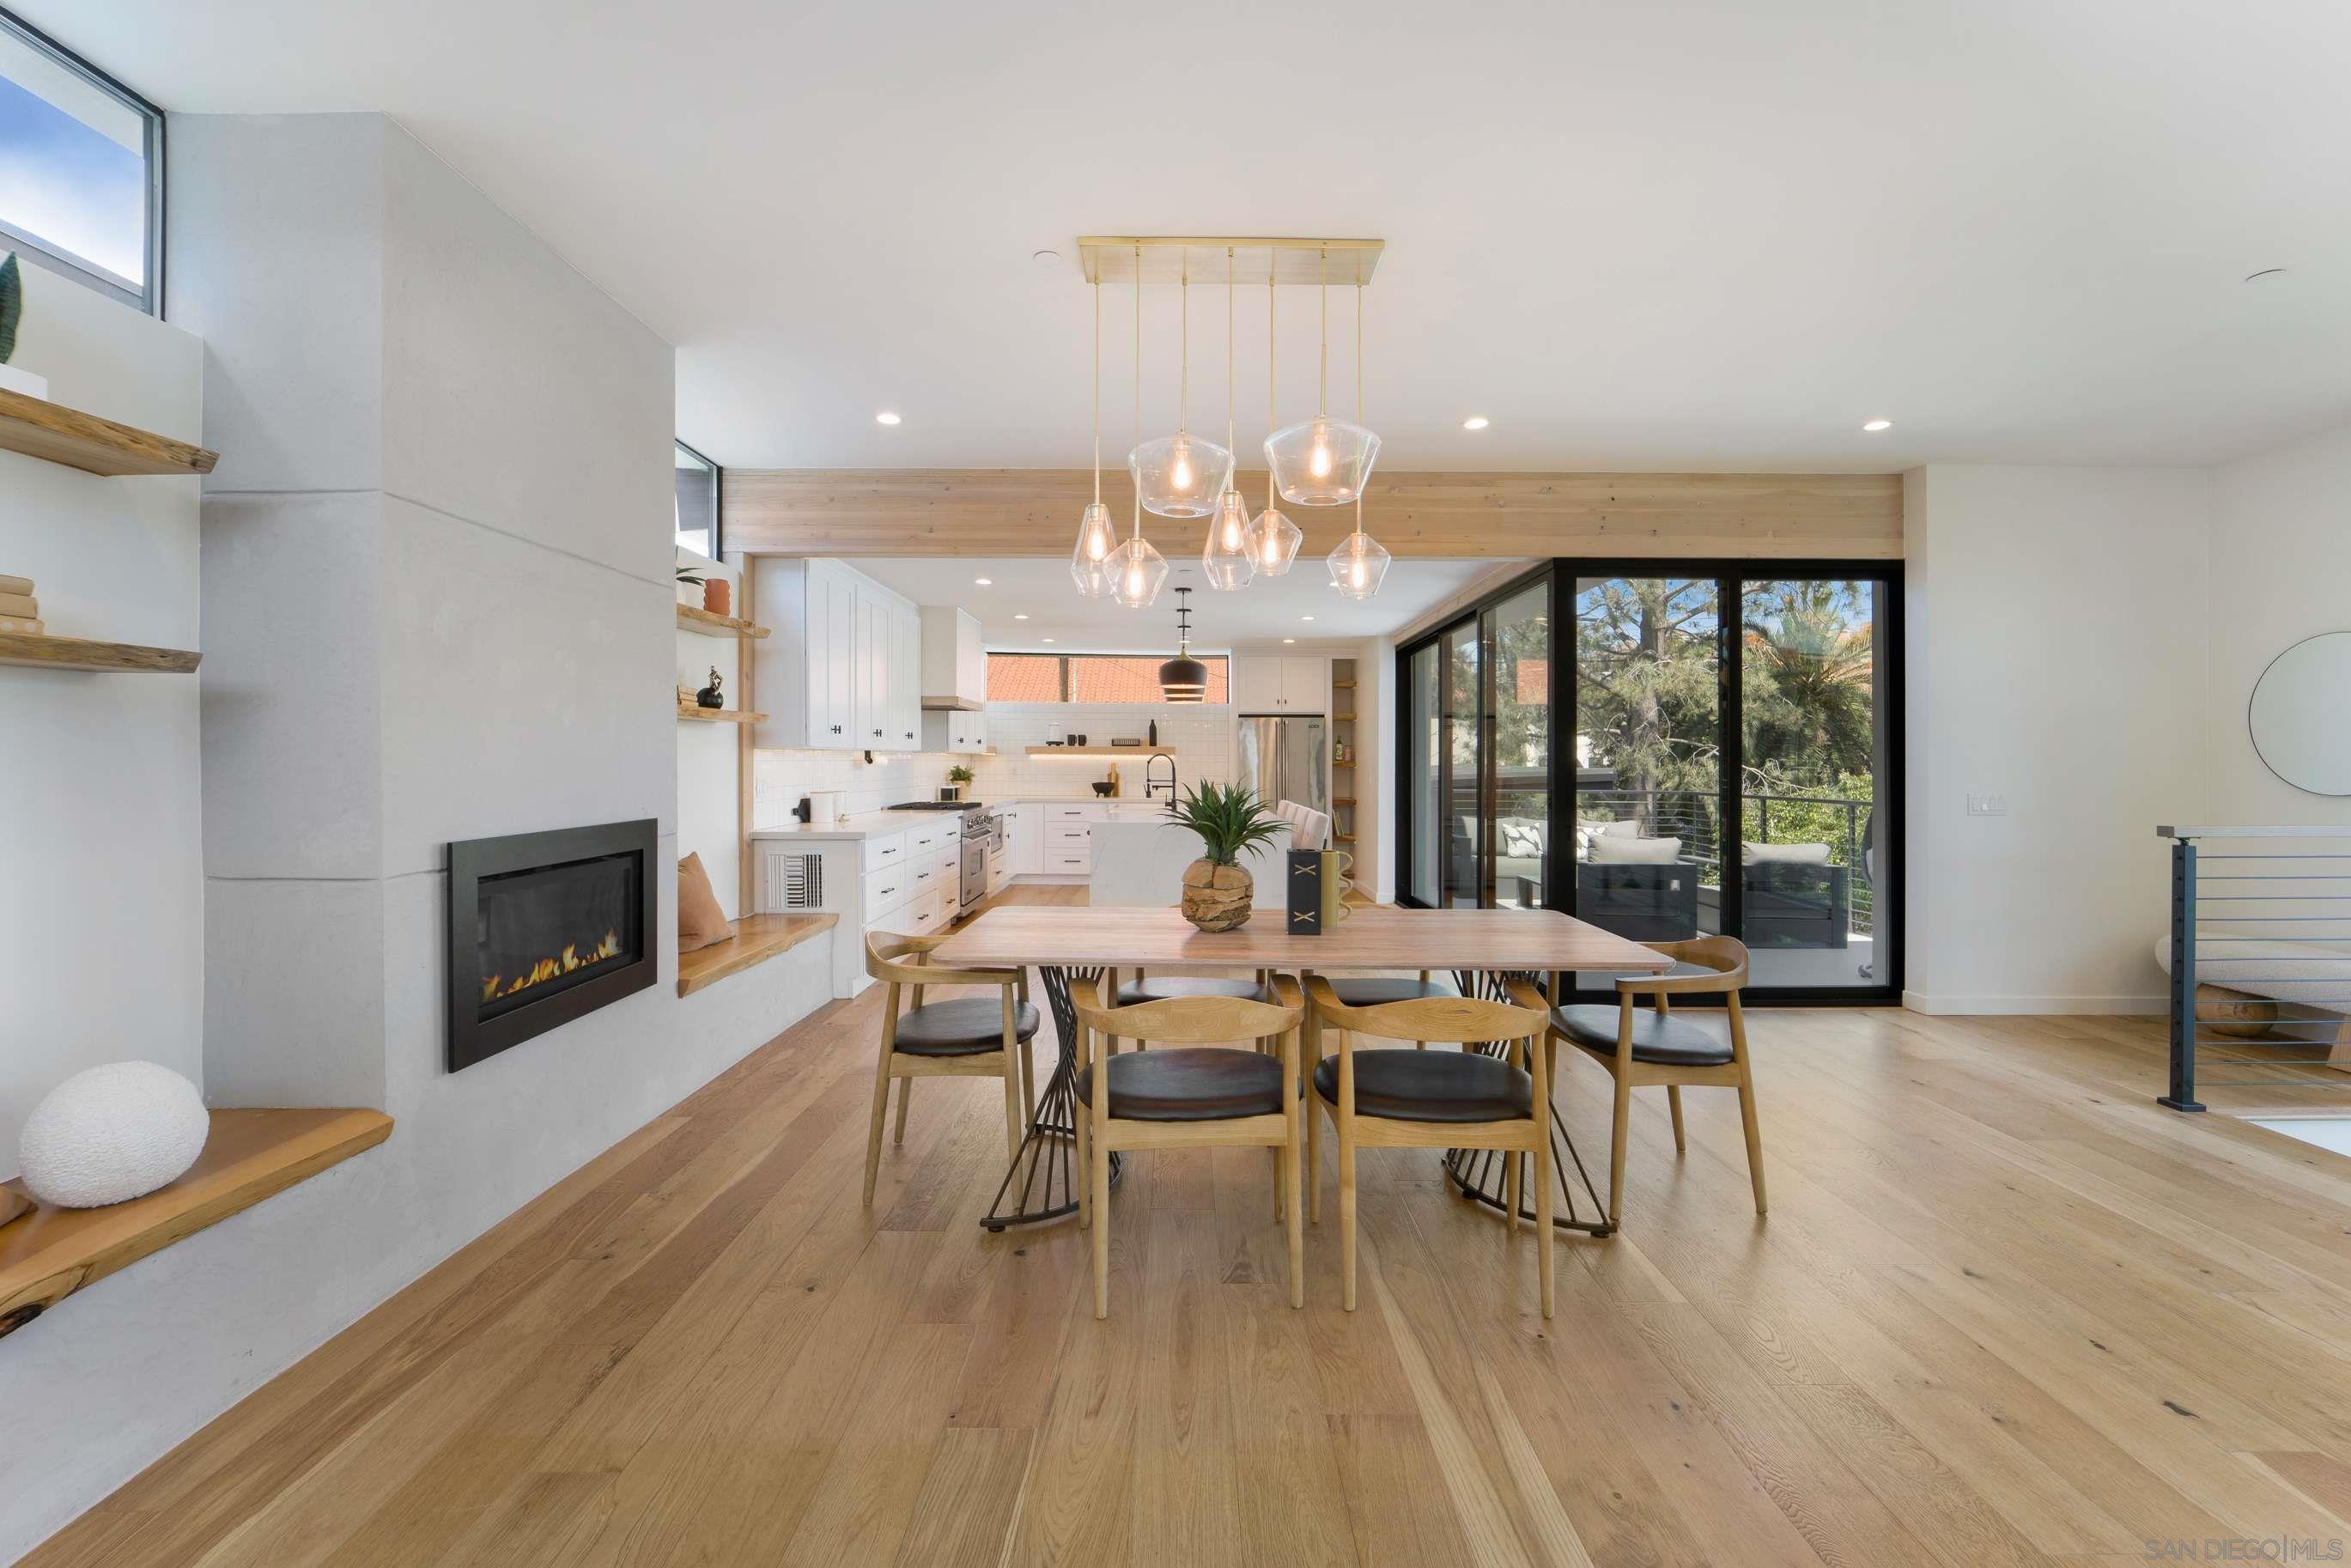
[722,470,1903,559]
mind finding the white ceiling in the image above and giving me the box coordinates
[36,2,2351,471]
[853,557,1507,651]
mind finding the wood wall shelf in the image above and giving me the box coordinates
[1331,713,1357,721]
[0,1108,392,1339]
[678,705,766,725]
[0,631,200,674]
[0,388,219,477]
[1026,746,1176,757]
[675,604,771,639]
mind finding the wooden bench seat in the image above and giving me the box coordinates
[677,913,838,998]
[0,1107,392,1338]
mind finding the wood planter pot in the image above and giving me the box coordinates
[1181,860,1253,932]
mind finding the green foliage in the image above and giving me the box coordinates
[945,764,975,784]
[1163,781,1282,867]
[674,565,705,586]
[0,252,21,367]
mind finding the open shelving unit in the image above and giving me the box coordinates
[0,631,199,674]
[0,388,218,477]
[678,704,764,725]
[1329,656,1358,854]
[1027,745,1176,757]
[675,603,770,639]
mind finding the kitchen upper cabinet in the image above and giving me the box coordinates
[919,605,987,709]
[919,707,987,754]
[754,559,923,751]
[1232,653,1330,712]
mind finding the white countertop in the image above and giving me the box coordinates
[750,796,1173,838]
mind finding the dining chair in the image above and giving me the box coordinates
[1302,978,1558,1316]
[1542,934,1765,1226]
[1072,978,1307,1318]
[861,932,1039,1206]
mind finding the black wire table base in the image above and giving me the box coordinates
[1439,969,1617,1237]
[981,964,1121,1231]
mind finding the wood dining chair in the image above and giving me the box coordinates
[1302,978,1558,1316]
[1072,978,1307,1318]
[1543,934,1765,1227]
[861,932,1039,1206]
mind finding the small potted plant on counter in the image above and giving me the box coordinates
[943,763,974,800]
[1165,782,1280,932]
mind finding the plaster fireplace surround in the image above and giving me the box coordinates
[447,820,659,1072]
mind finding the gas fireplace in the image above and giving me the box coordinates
[447,819,658,1071]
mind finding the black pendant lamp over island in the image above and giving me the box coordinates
[1157,586,1209,702]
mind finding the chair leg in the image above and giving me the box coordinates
[1307,1096,1322,1225]
[1607,1073,1632,1228]
[1504,1147,1521,1236]
[1284,1138,1304,1310]
[1534,1136,1555,1319]
[862,1058,893,1207]
[1000,1056,1024,1162]
[1091,1123,1113,1319]
[1668,1084,1686,1154]
[1338,1121,1358,1312]
[1019,1034,1036,1131]
[894,1076,913,1144]
[1074,1111,1091,1231]
[1737,1067,1768,1215]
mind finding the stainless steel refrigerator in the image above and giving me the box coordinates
[1236,713,1328,816]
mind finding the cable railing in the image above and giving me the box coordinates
[2157,825,2351,1109]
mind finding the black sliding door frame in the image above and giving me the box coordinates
[1394,556,1904,1005]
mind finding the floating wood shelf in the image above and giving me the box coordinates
[678,705,766,725]
[677,912,839,997]
[0,1108,392,1339]
[1333,797,1357,805]
[1332,713,1357,721]
[1332,680,1357,690]
[0,388,219,477]
[0,631,200,674]
[675,604,771,639]
[1026,745,1176,757]
[1332,833,1357,844]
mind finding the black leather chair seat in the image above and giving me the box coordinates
[1551,1005,1733,1067]
[892,997,1041,1055]
[1114,975,1271,1006]
[1311,1049,1533,1122]
[1076,1048,1285,1121]
[1326,977,1455,1006]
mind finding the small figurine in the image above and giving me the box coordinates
[696,667,725,708]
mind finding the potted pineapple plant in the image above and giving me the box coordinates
[1164,782,1282,932]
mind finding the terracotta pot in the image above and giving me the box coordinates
[1181,859,1253,932]
[702,577,732,617]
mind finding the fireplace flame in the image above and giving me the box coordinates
[481,929,623,1006]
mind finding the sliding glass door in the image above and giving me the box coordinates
[1395,560,1900,1000]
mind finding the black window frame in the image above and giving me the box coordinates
[983,651,1232,705]
[673,438,722,558]
[0,5,165,315]
[1394,556,1904,1006]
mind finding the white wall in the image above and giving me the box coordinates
[2207,425,2351,827]
[1902,465,2210,1013]
[0,270,205,1180]
[0,114,831,1565]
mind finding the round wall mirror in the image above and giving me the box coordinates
[2249,631,2351,796]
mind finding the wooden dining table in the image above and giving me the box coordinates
[932,904,1669,1232]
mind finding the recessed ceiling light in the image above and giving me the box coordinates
[1461,416,1490,431]
[975,576,993,586]
[1282,637,1297,644]
[1013,612,1029,620]
[875,410,902,425]
[1042,636,1055,643]
[1862,418,1892,433]
[1301,615,1315,622]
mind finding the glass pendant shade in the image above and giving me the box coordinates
[1247,506,1303,575]
[1069,501,1118,596]
[1326,529,1392,601]
[1200,490,1256,591]
[1104,534,1169,609]
[1157,653,1209,702]
[1130,431,1234,519]
[1264,416,1380,506]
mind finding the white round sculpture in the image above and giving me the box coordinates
[18,1061,210,1208]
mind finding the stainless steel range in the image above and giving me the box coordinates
[887,802,1002,915]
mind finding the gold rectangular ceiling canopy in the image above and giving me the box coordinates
[1077,236,1383,287]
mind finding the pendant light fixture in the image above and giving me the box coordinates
[1326,278,1391,600]
[1200,247,1256,591]
[1069,272,1118,595]
[1157,586,1209,702]
[1130,262,1233,518]
[1264,246,1380,507]
[1105,245,1169,609]
[1247,247,1303,575]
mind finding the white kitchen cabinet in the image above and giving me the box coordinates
[1232,653,1329,713]
[889,600,923,749]
[1008,803,1042,876]
[756,560,925,751]
[919,706,987,754]
[919,605,987,709]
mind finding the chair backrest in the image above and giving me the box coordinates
[1615,934,1749,995]
[1304,975,1550,1044]
[864,930,1013,988]
[1072,981,1303,1046]
[1275,799,1330,851]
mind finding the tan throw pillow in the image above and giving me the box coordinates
[677,853,732,951]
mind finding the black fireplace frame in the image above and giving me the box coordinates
[447,818,659,1073]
